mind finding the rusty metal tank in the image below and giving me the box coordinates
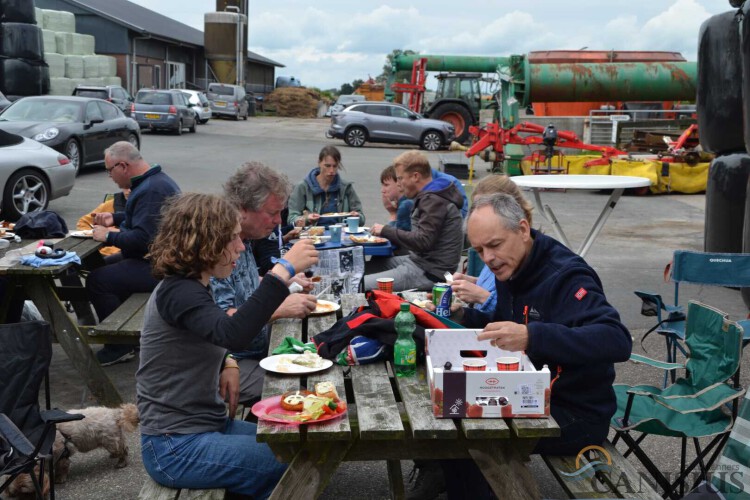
[204,11,247,85]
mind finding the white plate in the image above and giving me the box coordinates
[0,231,15,239]
[311,299,340,315]
[319,212,353,218]
[259,354,333,374]
[343,227,369,234]
[69,230,94,238]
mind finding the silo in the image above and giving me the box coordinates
[204,11,247,85]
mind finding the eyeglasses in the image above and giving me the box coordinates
[105,162,126,176]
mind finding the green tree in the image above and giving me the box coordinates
[339,83,354,95]
[351,79,364,92]
[378,49,418,83]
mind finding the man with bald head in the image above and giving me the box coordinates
[88,141,180,366]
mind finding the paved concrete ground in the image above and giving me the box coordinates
[5,117,748,499]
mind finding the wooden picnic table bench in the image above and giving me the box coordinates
[257,292,560,500]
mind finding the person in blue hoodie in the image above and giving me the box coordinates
[287,145,364,228]
[368,151,464,292]
[434,192,632,499]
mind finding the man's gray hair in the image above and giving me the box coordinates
[468,193,526,231]
[223,161,292,211]
[104,141,142,162]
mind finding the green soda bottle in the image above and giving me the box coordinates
[394,302,417,377]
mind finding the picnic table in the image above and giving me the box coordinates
[0,235,125,407]
[257,292,560,499]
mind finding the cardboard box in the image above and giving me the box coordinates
[425,329,551,419]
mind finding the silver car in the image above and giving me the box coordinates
[182,90,212,124]
[0,130,76,221]
[326,101,455,151]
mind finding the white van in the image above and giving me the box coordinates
[325,94,366,117]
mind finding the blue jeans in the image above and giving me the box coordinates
[141,418,286,498]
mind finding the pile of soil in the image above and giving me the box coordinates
[265,87,327,118]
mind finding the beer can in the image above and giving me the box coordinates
[433,283,452,318]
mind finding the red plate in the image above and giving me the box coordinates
[251,396,347,425]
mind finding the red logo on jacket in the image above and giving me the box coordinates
[574,288,587,301]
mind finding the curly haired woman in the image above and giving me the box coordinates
[136,192,317,498]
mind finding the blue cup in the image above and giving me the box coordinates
[329,224,342,244]
[346,216,359,233]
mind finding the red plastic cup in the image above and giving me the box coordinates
[463,359,487,371]
[376,277,394,293]
[496,356,520,371]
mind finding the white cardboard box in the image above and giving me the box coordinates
[425,329,551,419]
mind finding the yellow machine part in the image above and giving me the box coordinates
[520,155,708,194]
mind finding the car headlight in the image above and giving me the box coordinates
[34,128,59,141]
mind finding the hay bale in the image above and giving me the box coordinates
[84,77,105,86]
[41,29,56,53]
[83,55,100,77]
[44,52,65,78]
[265,87,321,118]
[76,33,95,55]
[102,76,122,86]
[98,55,116,77]
[42,9,75,33]
[49,76,74,96]
[64,55,83,78]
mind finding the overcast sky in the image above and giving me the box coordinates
[129,0,730,90]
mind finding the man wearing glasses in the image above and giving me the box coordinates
[88,141,180,366]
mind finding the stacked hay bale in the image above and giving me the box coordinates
[264,87,322,118]
[36,6,119,95]
[0,1,49,97]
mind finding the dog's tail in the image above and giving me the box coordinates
[118,403,140,433]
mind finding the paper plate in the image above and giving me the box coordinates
[259,354,333,374]
[319,212,352,218]
[0,231,15,239]
[251,395,347,425]
[311,299,340,315]
[70,230,94,238]
[343,227,368,234]
[349,235,388,246]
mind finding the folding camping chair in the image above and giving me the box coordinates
[0,321,84,500]
[611,301,745,499]
[635,250,750,386]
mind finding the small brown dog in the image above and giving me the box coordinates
[54,403,139,483]
[6,464,50,499]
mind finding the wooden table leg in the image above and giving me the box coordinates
[24,276,123,407]
[469,439,541,500]
[269,442,351,500]
[387,460,405,500]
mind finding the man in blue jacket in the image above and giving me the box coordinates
[430,192,632,499]
[89,141,180,366]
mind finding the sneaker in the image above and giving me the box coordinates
[406,460,446,500]
[96,345,135,366]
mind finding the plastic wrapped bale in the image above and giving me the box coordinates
[83,55,100,78]
[64,55,83,78]
[41,29,56,53]
[99,55,116,77]
[697,11,744,155]
[102,76,122,87]
[49,76,74,96]
[55,32,74,55]
[35,7,43,25]
[0,0,37,23]
[0,59,49,96]
[0,23,43,60]
[705,153,750,253]
[42,9,75,33]
[83,77,105,86]
[73,33,94,55]
[44,52,65,78]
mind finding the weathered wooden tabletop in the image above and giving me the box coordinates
[257,292,560,500]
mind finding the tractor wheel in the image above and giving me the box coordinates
[430,103,473,144]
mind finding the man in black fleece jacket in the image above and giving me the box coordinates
[438,193,632,499]
[88,141,180,366]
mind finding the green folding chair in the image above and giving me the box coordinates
[611,301,745,500]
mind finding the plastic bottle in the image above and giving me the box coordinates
[394,302,417,377]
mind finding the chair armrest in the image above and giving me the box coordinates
[40,408,85,425]
[0,414,34,456]
[652,385,745,413]
[630,353,685,371]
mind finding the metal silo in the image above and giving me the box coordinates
[204,9,247,85]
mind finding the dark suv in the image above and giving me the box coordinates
[72,85,133,116]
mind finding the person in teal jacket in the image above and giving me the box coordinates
[287,145,365,227]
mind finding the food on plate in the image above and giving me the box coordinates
[280,389,314,411]
[320,212,351,217]
[307,226,325,236]
[412,299,432,309]
[349,235,387,244]
[0,222,14,230]
[315,381,339,399]
[291,351,324,368]
[314,300,338,314]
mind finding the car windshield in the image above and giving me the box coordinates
[0,99,82,122]
[208,86,234,96]
[75,89,108,99]
[136,92,172,105]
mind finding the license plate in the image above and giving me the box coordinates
[145,113,160,119]
[215,101,227,107]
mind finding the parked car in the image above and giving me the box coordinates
[0,91,11,113]
[72,84,134,116]
[0,129,76,220]
[133,89,197,134]
[0,96,141,174]
[325,94,366,117]
[181,90,212,124]
[206,83,248,120]
[327,101,455,151]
